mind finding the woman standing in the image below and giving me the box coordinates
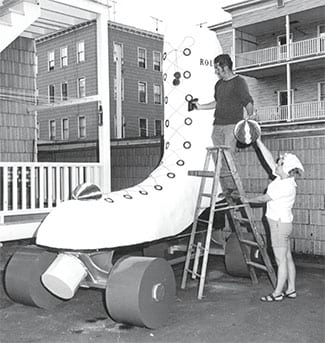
[243,137,304,302]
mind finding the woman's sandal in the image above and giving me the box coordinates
[284,290,297,299]
[260,293,284,302]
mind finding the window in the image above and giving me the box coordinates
[78,116,86,138]
[78,77,86,98]
[48,50,54,71]
[60,46,68,67]
[49,120,56,140]
[61,118,69,140]
[139,118,148,137]
[154,119,162,136]
[61,82,68,100]
[138,47,147,68]
[113,42,124,63]
[138,81,147,103]
[153,51,162,71]
[153,84,162,104]
[48,84,55,103]
[114,78,124,101]
[77,41,85,63]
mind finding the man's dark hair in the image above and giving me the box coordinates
[214,54,233,70]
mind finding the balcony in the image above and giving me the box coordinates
[256,100,325,123]
[235,36,325,70]
[0,162,102,233]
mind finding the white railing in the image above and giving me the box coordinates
[256,101,325,123]
[236,36,325,68]
[0,162,102,222]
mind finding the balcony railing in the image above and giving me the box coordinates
[236,36,325,69]
[0,162,102,222]
[256,100,325,123]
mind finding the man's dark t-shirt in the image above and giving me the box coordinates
[213,75,253,125]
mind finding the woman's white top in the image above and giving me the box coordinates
[266,174,297,223]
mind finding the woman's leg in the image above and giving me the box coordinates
[272,246,288,296]
[286,240,296,293]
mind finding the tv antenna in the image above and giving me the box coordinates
[150,16,163,32]
[196,21,208,28]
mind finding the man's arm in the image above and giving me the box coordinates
[243,193,272,204]
[244,102,256,119]
[195,100,216,111]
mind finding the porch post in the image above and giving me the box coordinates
[97,10,111,194]
[286,15,292,121]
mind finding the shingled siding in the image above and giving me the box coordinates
[235,132,325,256]
[0,37,36,162]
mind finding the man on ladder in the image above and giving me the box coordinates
[183,54,277,299]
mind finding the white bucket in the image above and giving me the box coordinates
[41,253,87,299]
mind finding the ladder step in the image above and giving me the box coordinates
[188,170,214,177]
[197,219,210,224]
[214,204,247,212]
[247,261,268,271]
[201,193,213,198]
[185,268,201,278]
[239,239,259,247]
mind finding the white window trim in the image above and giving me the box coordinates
[138,118,148,137]
[138,81,147,103]
[153,84,162,105]
[61,118,69,140]
[153,51,162,71]
[77,77,86,98]
[49,120,56,140]
[77,40,85,63]
[78,116,86,139]
[60,46,68,68]
[137,47,147,69]
[48,50,55,71]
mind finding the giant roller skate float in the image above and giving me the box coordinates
[5,27,223,328]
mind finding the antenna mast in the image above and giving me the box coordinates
[150,16,163,32]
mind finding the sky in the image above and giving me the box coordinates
[108,0,239,33]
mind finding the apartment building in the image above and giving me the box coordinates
[35,20,164,143]
[210,0,325,124]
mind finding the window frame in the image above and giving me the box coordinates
[49,119,56,140]
[60,46,68,67]
[154,119,162,136]
[61,81,68,101]
[61,118,69,140]
[48,50,55,71]
[153,84,162,104]
[153,51,162,72]
[48,84,55,103]
[77,40,85,63]
[78,77,86,98]
[137,47,147,69]
[138,81,147,104]
[139,118,148,137]
[78,116,86,139]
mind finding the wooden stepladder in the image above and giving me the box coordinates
[181,145,277,299]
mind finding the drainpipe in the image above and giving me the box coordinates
[286,15,292,121]
[115,44,123,139]
[97,10,111,194]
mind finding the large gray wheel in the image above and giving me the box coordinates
[225,233,261,277]
[105,256,176,329]
[4,246,65,309]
